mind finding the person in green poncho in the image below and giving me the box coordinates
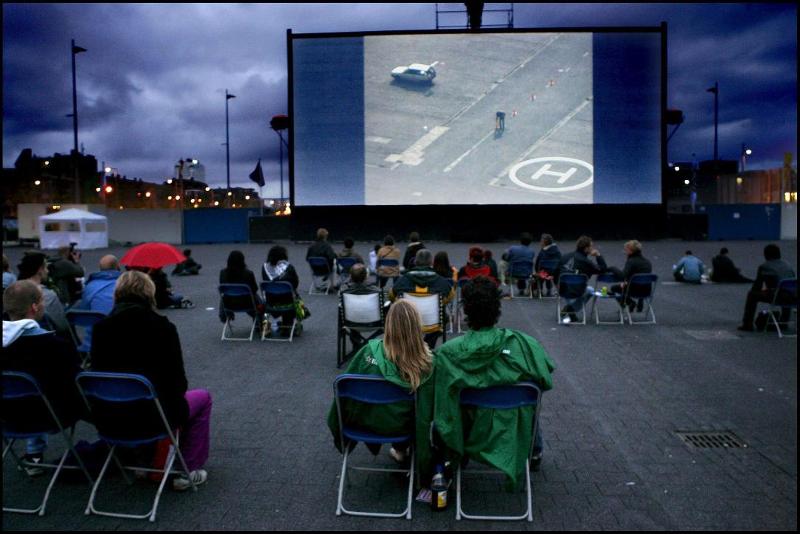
[433,276,555,490]
[327,299,436,488]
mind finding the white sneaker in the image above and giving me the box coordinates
[389,447,407,463]
[172,469,207,491]
[561,316,572,325]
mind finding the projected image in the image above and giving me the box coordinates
[364,33,593,205]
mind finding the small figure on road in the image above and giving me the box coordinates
[495,111,506,131]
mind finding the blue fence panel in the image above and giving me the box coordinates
[183,208,260,244]
[703,204,781,240]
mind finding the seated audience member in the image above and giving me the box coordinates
[376,235,402,288]
[711,248,753,283]
[402,232,426,271]
[368,244,380,274]
[673,250,705,284]
[738,244,796,332]
[306,228,337,282]
[2,280,86,475]
[219,250,263,326]
[534,234,562,296]
[149,267,190,309]
[327,299,435,488]
[75,255,123,350]
[607,240,653,312]
[458,246,497,284]
[262,245,302,336]
[559,235,608,321]
[337,237,364,281]
[433,277,555,488]
[390,249,455,348]
[4,254,18,291]
[501,232,536,294]
[433,251,458,286]
[483,249,499,281]
[172,249,202,276]
[90,270,212,491]
[17,252,71,340]
[48,245,85,305]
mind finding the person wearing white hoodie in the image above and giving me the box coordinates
[2,280,85,475]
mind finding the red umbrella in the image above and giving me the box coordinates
[119,242,186,270]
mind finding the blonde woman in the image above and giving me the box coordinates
[327,299,435,488]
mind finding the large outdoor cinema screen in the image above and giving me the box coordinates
[291,28,663,206]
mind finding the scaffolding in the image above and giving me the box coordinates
[435,3,514,30]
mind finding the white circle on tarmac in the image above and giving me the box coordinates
[509,157,594,192]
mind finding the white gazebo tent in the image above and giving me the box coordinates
[38,208,108,250]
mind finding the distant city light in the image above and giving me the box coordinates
[674,166,680,172]
[214,201,219,206]
[119,205,124,210]
[175,195,181,200]
[190,198,196,204]
[745,148,752,156]
[145,191,152,198]
[104,166,111,173]
[205,186,211,192]
[104,185,113,194]
[736,177,743,185]
[168,195,173,200]
[192,159,198,165]
[245,195,250,200]
[95,187,102,192]
[227,191,233,196]
[44,160,50,166]
[684,179,690,185]
[167,179,173,184]
[34,180,41,186]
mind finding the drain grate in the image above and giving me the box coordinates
[676,431,748,449]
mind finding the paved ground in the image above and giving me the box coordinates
[3,239,797,530]
[364,33,594,205]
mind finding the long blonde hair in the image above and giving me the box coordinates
[383,300,433,392]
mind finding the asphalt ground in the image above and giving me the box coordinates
[3,239,797,530]
[364,33,594,205]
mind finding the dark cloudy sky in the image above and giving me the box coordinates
[3,3,796,197]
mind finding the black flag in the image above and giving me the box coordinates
[249,159,265,187]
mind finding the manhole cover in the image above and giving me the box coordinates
[676,431,748,449]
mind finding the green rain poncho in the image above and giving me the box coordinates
[433,327,555,490]
[327,339,435,488]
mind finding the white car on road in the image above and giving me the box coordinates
[391,63,436,83]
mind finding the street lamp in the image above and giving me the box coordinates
[71,39,87,203]
[706,82,719,163]
[740,144,752,173]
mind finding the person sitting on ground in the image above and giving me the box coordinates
[534,233,562,297]
[558,236,608,322]
[500,232,536,295]
[75,254,123,351]
[433,276,555,489]
[738,244,796,332]
[172,249,202,276]
[48,245,85,305]
[90,270,212,491]
[458,246,497,285]
[390,249,456,348]
[219,250,263,327]
[149,267,190,309]
[711,247,753,283]
[2,280,87,476]
[262,245,303,337]
[3,254,18,291]
[17,252,71,340]
[306,228,337,289]
[433,251,458,286]
[327,299,435,489]
[376,235,402,289]
[402,232,426,272]
[673,250,705,284]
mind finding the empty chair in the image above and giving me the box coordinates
[3,371,93,516]
[218,284,260,341]
[590,273,624,325]
[75,372,199,522]
[557,274,589,325]
[624,273,658,324]
[307,256,333,295]
[337,291,385,367]
[65,309,108,366]
[261,281,300,342]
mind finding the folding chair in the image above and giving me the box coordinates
[535,259,560,299]
[261,281,299,342]
[3,371,94,516]
[455,382,542,522]
[337,290,385,367]
[218,284,260,341]
[623,274,658,325]
[336,257,359,287]
[308,256,333,294]
[557,274,588,325]
[75,372,197,522]
[509,260,534,299]
[333,374,415,519]
[764,278,797,338]
[401,292,446,344]
[376,258,400,290]
[590,273,624,325]
[66,309,108,367]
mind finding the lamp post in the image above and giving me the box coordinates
[740,143,752,173]
[71,39,87,203]
[225,90,236,193]
[706,82,719,163]
[270,114,290,210]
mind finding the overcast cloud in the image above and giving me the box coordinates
[3,3,796,196]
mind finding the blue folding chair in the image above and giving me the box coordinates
[308,256,333,294]
[3,371,93,516]
[509,260,534,299]
[455,382,542,522]
[336,257,359,286]
[591,273,624,325]
[261,281,299,342]
[535,259,560,299]
[218,284,260,341]
[557,273,589,325]
[333,374,416,519]
[376,258,400,290]
[75,372,197,522]
[624,274,659,324]
[765,278,797,338]
[66,309,108,366]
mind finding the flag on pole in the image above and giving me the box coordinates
[249,158,265,187]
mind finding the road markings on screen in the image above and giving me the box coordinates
[385,126,449,166]
[443,129,496,173]
[508,157,593,192]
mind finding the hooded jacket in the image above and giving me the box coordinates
[78,270,122,315]
[327,339,435,487]
[433,327,555,489]
[389,266,455,304]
